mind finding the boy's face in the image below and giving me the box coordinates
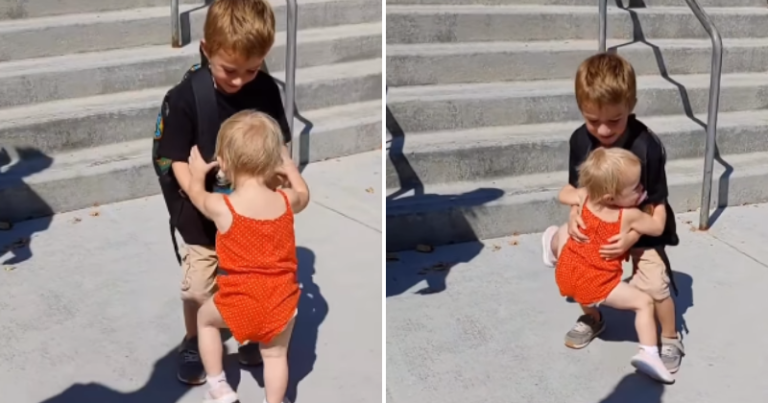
[581,102,633,146]
[204,45,266,94]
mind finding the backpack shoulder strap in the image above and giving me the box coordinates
[189,67,220,159]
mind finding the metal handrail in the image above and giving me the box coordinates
[685,0,723,230]
[598,0,607,52]
[597,0,723,230]
[171,0,299,164]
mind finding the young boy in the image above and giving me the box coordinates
[540,53,685,373]
[156,0,292,385]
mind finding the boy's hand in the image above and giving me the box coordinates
[599,231,640,260]
[188,146,218,178]
[568,208,588,243]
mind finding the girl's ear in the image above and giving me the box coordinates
[602,194,614,204]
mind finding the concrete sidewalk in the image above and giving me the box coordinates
[0,151,382,403]
[387,204,768,403]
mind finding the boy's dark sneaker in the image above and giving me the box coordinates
[660,335,685,373]
[564,314,605,349]
[238,343,263,366]
[177,336,206,385]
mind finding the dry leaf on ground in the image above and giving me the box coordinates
[365,187,374,194]
[491,244,501,251]
[72,217,82,224]
[386,253,399,262]
[4,265,15,272]
[415,244,434,253]
[509,239,519,246]
[90,211,100,217]
[0,221,12,231]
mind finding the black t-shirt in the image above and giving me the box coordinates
[567,114,679,248]
[157,69,291,246]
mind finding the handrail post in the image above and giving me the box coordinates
[285,0,299,165]
[171,0,181,48]
[598,0,607,52]
[684,0,723,230]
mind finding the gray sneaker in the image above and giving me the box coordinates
[177,336,206,385]
[564,314,605,349]
[660,336,685,373]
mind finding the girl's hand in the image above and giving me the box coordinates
[188,146,218,178]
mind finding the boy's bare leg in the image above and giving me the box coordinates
[178,245,219,385]
[261,317,296,403]
[630,248,684,373]
[198,298,238,402]
[603,282,673,383]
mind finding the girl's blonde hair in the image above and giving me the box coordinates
[578,147,641,202]
[215,110,283,183]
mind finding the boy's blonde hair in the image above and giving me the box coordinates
[578,147,641,202]
[216,110,283,182]
[575,53,636,110]
[204,0,276,59]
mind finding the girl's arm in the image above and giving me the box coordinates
[276,145,310,214]
[624,206,667,237]
[558,185,587,207]
[186,147,228,225]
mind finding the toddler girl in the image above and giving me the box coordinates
[186,110,310,403]
[544,147,674,384]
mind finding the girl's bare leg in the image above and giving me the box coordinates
[197,298,237,402]
[603,282,674,383]
[260,316,296,403]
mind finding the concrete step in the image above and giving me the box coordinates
[387,38,768,86]
[386,72,768,133]
[0,58,382,154]
[0,99,381,222]
[386,150,768,250]
[385,5,768,44]
[386,0,766,7]
[0,0,381,61]
[0,0,202,20]
[385,110,768,188]
[0,21,381,108]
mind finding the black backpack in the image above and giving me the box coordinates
[151,49,221,265]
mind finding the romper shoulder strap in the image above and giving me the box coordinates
[277,189,293,213]
[222,195,237,216]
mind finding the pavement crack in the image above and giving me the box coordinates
[707,232,768,269]
[312,200,381,233]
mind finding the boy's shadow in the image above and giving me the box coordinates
[0,146,54,265]
[226,247,328,403]
[593,271,694,343]
[598,373,665,403]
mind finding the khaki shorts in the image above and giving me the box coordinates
[629,248,671,301]
[180,244,218,303]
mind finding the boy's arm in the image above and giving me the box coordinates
[157,87,195,193]
[263,74,292,145]
[625,208,666,237]
[643,134,670,225]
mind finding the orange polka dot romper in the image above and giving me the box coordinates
[555,201,627,306]
[214,190,300,345]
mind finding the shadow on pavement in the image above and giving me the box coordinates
[386,104,503,296]
[38,247,327,403]
[229,246,328,403]
[598,373,664,403]
[0,147,54,265]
